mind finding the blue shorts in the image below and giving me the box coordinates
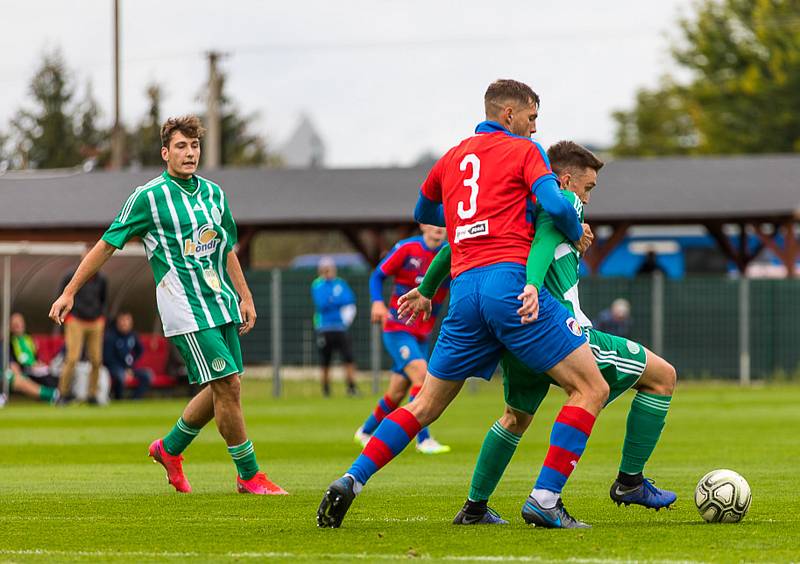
[428,263,585,381]
[383,330,429,376]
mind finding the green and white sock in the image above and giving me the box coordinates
[228,439,260,480]
[468,420,522,502]
[619,392,672,476]
[38,386,57,403]
[163,417,201,456]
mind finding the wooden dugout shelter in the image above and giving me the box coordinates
[0,153,799,277]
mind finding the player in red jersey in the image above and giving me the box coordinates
[318,80,608,529]
[355,225,450,454]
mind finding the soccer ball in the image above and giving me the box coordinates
[694,469,751,523]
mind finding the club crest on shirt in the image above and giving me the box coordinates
[626,340,641,355]
[184,224,220,257]
[566,317,582,337]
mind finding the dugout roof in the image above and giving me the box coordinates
[1,154,799,271]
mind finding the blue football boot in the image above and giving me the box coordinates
[453,501,508,525]
[522,496,590,529]
[610,478,677,510]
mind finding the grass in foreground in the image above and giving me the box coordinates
[1,379,798,563]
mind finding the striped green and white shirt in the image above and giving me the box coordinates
[102,171,242,337]
[530,190,592,328]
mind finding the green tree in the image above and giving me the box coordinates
[612,0,800,156]
[130,83,164,167]
[612,80,697,156]
[10,51,82,168]
[75,80,108,162]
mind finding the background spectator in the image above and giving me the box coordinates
[637,250,665,277]
[103,311,153,400]
[9,312,57,388]
[56,251,107,405]
[596,298,632,338]
[310,257,359,397]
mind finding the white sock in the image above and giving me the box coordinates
[531,488,560,509]
[344,473,363,495]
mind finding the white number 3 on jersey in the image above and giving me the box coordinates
[458,154,480,219]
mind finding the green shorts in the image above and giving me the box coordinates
[501,327,648,415]
[170,323,244,385]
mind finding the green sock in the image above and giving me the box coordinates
[163,417,201,456]
[228,439,259,480]
[619,392,672,475]
[468,420,521,502]
[38,386,56,403]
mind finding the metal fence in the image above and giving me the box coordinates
[240,269,800,393]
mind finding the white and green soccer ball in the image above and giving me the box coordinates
[694,469,752,523]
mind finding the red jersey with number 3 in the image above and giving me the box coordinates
[420,121,555,278]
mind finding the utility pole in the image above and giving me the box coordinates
[205,51,225,169]
[110,0,125,169]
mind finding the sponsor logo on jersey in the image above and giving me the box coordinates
[626,340,641,355]
[184,224,220,257]
[454,219,489,243]
[211,357,227,372]
[566,317,582,336]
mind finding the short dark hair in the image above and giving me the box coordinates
[161,115,205,148]
[484,79,540,115]
[547,141,604,176]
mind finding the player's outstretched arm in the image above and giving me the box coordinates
[518,211,564,324]
[226,250,256,335]
[49,240,116,325]
[534,177,583,242]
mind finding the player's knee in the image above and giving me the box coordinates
[404,360,427,385]
[652,362,677,396]
[211,375,241,401]
[500,406,532,435]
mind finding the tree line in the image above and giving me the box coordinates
[0,50,281,170]
[612,0,800,156]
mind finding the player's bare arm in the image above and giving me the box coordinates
[226,250,256,335]
[49,240,116,325]
[370,301,389,324]
[396,288,432,325]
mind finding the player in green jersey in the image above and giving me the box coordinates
[49,115,287,495]
[398,141,677,524]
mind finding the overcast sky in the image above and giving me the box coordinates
[1,0,694,168]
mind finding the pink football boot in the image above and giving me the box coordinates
[148,439,192,493]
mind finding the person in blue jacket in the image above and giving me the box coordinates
[311,257,359,397]
[103,311,153,400]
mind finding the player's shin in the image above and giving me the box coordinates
[531,406,596,506]
[618,391,672,484]
[468,420,521,507]
[408,384,431,443]
[346,407,422,487]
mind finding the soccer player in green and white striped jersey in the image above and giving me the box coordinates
[399,141,678,524]
[49,116,287,495]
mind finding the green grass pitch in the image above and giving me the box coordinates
[1,379,798,563]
